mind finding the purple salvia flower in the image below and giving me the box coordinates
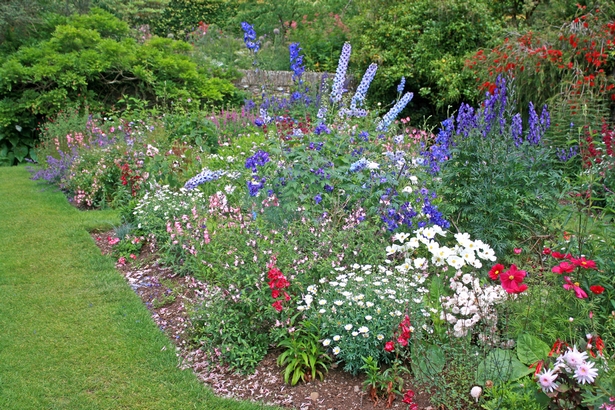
[331,42,352,104]
[350,63,378,110]
[511,113,523,147]
[376,92,414,132]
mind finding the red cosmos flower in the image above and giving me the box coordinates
[563,276,588,299]
[489,263,505,280]
[551,251,572,259]
[570,256,597,269]
[384,341,395,352]
[500,264,528,294]
[552,261,576,274]
[589,285,605,295]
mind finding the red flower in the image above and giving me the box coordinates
[552,261,576,274]
[500,264,528,294]
[271,289,280,299]
[543,247,552,255]
[514,248,523,254]
[489,263,505,280]
[272,300,283,312]
[551,251,571,259]
[563,276,588,299]
[384,341,395,352]
[397,336,409,347]
[402,390,415,404]
[570,256,597,269]
[589,285,605,295]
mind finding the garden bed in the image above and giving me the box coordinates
[92,230,434,410]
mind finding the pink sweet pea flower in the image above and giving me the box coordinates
[563,276,588,299]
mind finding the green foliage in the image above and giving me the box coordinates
[349,0,503,114]
[0,8,236,165]
[276,320,330,385]
[482,377,548,410]
[149,0,238,37]
[476,348,532,384]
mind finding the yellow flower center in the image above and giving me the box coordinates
[509,275,515,280]
[575,282,580,287]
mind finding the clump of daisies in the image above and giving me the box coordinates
[297,263,429,375]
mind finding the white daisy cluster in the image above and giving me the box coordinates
[387,228,497,271]
[439,273,507,338]
[537,346,600,393]
[297,263,428,373]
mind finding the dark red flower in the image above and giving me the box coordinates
[589,285,605,294]
[500,264,528,294]
[384,341,395,352]
[543,247,552,255]
[272,300,283,312]
[489,263,505,280]
[402,390,415,404]
[551,251,571,259]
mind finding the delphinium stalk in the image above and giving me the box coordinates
[348,63,378,116]
[330,42,351,104]
[289,42,305,84]
[376,92,414,132]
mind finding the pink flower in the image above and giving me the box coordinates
[129,254,136,260]
[552,261,576,274]
[563,276,588,299]
[272,300,283,312]
[570,256,597,269]
[117,256,126,265]
[384,341,395,352]
[500,264,528,294]
[537,367,559,393]
[514,248,522,254]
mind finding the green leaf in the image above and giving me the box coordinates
[517,333,550,365]
[13,144,28,162]
[477,349,532,384]
[411,344,445,383]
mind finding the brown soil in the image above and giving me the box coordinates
[92,232,436,410]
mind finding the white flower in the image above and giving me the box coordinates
[414,257,427,269]
[365,315,373,321]
[574,361,598,384]
[303,294,313,306]
[322,339,331,347]
[409,175,418,184]
[344,324,353,331]
[334,300,344,306]
[537,367,559,393]
[319,299,327,305]
[377,334,384,340]
[358,326,369,334]
[402,186,413,194]
[319,308,326,314]
[307,285,318,294]
[470,386,482,402]
[332,346,341,355]
[333,335,341,341]
[393,232,410,243]
[366,301,374,308]
[560,346,589,370]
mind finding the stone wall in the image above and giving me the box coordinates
[234,69,351,98]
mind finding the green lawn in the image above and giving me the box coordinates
[0,166,273,410]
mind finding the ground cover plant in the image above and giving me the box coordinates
[25,7,615,410]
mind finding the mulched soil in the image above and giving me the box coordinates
[92,232,436,410]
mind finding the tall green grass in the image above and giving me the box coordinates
[0,166,274,410]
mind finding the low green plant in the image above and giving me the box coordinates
[276,320,330,385]
[482,377,548,410]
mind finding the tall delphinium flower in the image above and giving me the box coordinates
[397,76,406,94]
[330,42,351,104]
[349,63,378,115]
[455,103,476,138]
[527,102,550,145]
[376,92,414,132]
[240,22,260,54]
[289,42,305,84]
[184,169,226,190]
[421,118,454,175]
[479,75,508,137]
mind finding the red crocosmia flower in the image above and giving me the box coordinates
[500,264,528,294]
[563,276,588,299]
[384,341,395,352]
[272,300,283,312]
[543,247,552,255]
[589,285,605,295]
[570,256,597,269]
[552,261,576,274]
[489,263,505,280]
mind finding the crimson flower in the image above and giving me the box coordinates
[589,285,605,295]
[500,264,528,294]
[489,263,505,280]
[384,341,395,352]
[272,300,283,312]
[551,251,571,259]
[552,261,576,274]
[402,390,415,404]
[563,276,588,299]
[570,256,597,269]
[543,247,552,255]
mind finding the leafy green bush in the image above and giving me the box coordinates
[0,8,237,165]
